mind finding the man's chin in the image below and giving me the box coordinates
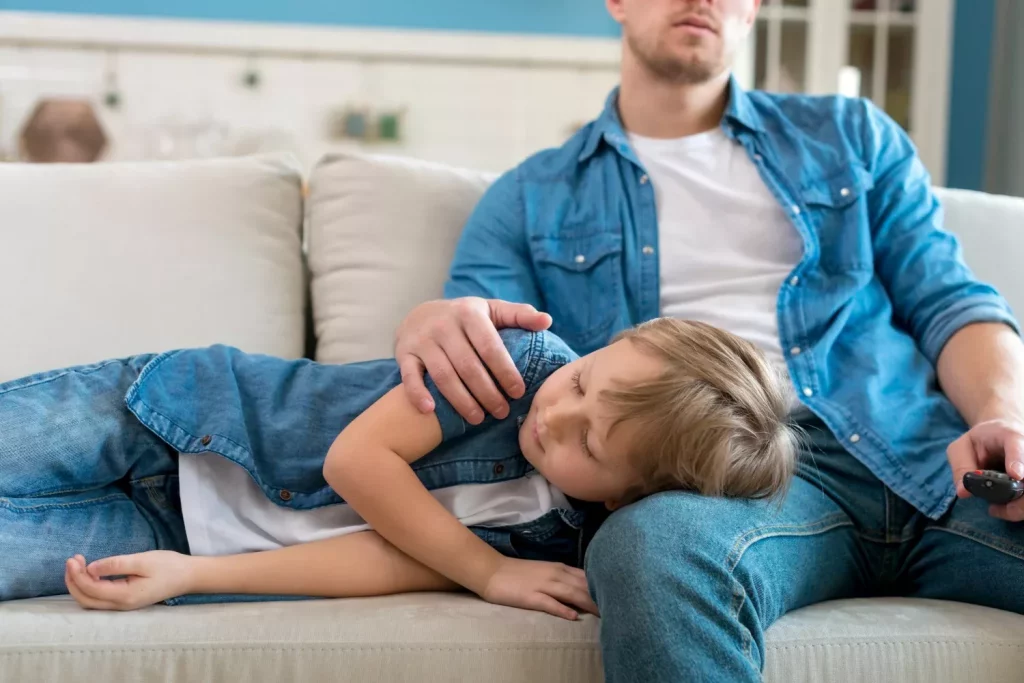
[645,52,723,85]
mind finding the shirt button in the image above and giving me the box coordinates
[790,346,802,356]
[279,489,293,501]
[790,276,800,286]
[642,245,655,255]
[802,387,814,397]
[574,254,586,264]
[200,435,212,446]
[791,205,802,216]
[639,174,649,185]
[840,187,851,197]
[493,463,505,475]
[850,434,861,444]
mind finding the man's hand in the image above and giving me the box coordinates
[64,551,195,610]
[947,419,1024,521]
[479,557,598,621]
[394,297,552,424]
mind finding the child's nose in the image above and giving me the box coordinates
[543,402,581,439]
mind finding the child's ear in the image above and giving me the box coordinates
[604,499,623,511]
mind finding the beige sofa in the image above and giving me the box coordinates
[2,154,1024,682]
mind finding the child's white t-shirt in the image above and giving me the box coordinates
[177,452,569,557]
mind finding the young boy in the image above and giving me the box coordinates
[0,318,796,620]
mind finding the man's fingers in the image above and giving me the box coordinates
[1003,434,1024,481]
[488,300,552,332]
[442,330,510,419]
[947,434,981,498]
[398,356,435,413]
[989,501,1024,522]
[464,314,522,405]
[421,347,485,424]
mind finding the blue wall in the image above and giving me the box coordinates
[4,0,995,188]
[1,1,621,37]
[946,0,996,190]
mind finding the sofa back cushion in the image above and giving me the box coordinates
[307,153,495,364]
[307,165,1023,369]
[934,188,1024,321]
[0,155,306,382]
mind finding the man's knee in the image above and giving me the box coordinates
[585,492,741,599]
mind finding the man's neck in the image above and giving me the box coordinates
[617,60,731,139]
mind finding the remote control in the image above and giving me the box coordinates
[962,470,1024,505]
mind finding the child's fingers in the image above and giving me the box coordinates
[87,554,144,579]
[73,563,136,606]
[65,559,119,610]
[527,592,578,621]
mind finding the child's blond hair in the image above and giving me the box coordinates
[603,318,797,503]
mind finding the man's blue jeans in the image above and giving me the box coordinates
[586,416,1024,682]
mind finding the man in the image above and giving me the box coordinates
[393,0,1024,680]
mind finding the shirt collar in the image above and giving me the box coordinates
[577,75,763,163]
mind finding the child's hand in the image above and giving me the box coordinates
[64,551,195,610]
[480,557,599,621]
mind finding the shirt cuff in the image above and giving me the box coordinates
[920,295,1021,365]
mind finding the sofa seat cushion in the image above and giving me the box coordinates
[2,595,1021,683]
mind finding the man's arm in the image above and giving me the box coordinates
[939,323,1024,521]
[395,169,552,422]
[865,100,1018,367]
[862,102,1024,519]
[444,169,544,304]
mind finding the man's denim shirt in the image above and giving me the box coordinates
[444,80,1020,520]
[127,329,586,567]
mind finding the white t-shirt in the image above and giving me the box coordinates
[628,128,804,378]
[178,452,569,557]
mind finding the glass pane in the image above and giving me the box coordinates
[755,20,769,90]
[782,0,808,6]
[779,21,807,93]
[894,0,916,12]
[847,25,876,98]
[886,26,914,130]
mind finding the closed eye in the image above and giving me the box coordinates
[571,370,584,396]
[581,431,594,458]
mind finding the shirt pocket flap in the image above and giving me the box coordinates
[531,231,624,273]
[802,165,875,208]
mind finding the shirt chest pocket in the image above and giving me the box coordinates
[529,230,623,350]
[801,165,876,274]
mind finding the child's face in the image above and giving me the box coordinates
[518,338,665,509]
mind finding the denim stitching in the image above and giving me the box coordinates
[0,359,126,397]
[924,524,1024,561]
[724,513,854,671]
[0,493,125,512]
[725,513,853,572]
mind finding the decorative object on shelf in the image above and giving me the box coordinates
[328,105,405,143]
[103,50,122,110]
[242,55,262,90]
[18,99,107,163]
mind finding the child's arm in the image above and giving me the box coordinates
[323,387,594,620]
[65,531,457,610]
